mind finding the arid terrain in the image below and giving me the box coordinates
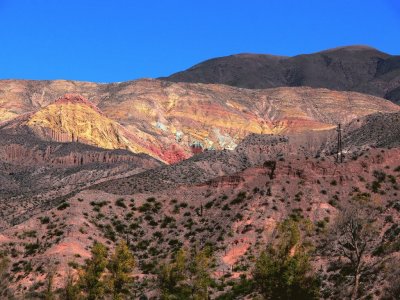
[0,46,399,299]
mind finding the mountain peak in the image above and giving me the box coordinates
[54,93,101,113]
[318,45,383,53]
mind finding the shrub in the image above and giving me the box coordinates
[222,204,230,211]
[294,192,303,202]
[234,213,244,221]
[39,217,50,224]
[328,199,338,207]
[103,224,116,241]
[115,198,127,208]
[138,202,152,213]
[373,170,386,182]
[25,243,40,255]
[205,200,214,209]
[231,192,247,205]
[57,202,70,210]
[90,200,108,208]
[371,181,381,193]
[352,192,371,202]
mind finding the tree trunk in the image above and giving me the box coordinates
[351,272,360,300]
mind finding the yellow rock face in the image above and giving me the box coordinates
[0,108,17,122]
[28,102,126,149]
[24,94,162,160]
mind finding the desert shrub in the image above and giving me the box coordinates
[161,216,175,228]
[371,181,381,193]
[352,192,371,202]
[222,204,230,211]
[103,224,116,241]
[21,230,37,238]
[90,200,108,208]
[136,240,150,251]
[57,202,70,210]
[329,199,338,207]
[205,200,214,209]
[54,229,64,236]
[388,175,397,184]
[113,221,126,234]
[115,198,127,208]
[39,217,50,224]
[295,191,303,202]
[24,243,40,255]
[234,213,243,221]
[373,170,386,182]
[138,202,152,213]
[231,192,247,205]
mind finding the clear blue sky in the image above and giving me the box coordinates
[0,0,399,82]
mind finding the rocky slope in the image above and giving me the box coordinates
[0,132,162,231]
[318,111,400,158]
[0,133,398,299]
[0,93,175,160]
[1,80,399,164]
[162,46,400,104]
[340,111,400,149]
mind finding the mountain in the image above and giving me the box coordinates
[1,52,400,298]
[161,46,400,104]
[1,79,399,164]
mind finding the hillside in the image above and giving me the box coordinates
[162,46,400,104]
[1,80,398,164]
[0,131,398,299]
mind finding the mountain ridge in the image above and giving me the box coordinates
[161,45,400,104]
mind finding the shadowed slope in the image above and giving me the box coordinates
[162,46,400,104]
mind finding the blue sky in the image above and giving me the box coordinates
[0,0,399,82]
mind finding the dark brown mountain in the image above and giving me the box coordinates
[161,46,400,104]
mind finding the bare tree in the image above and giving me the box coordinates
[329,205,382,300]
